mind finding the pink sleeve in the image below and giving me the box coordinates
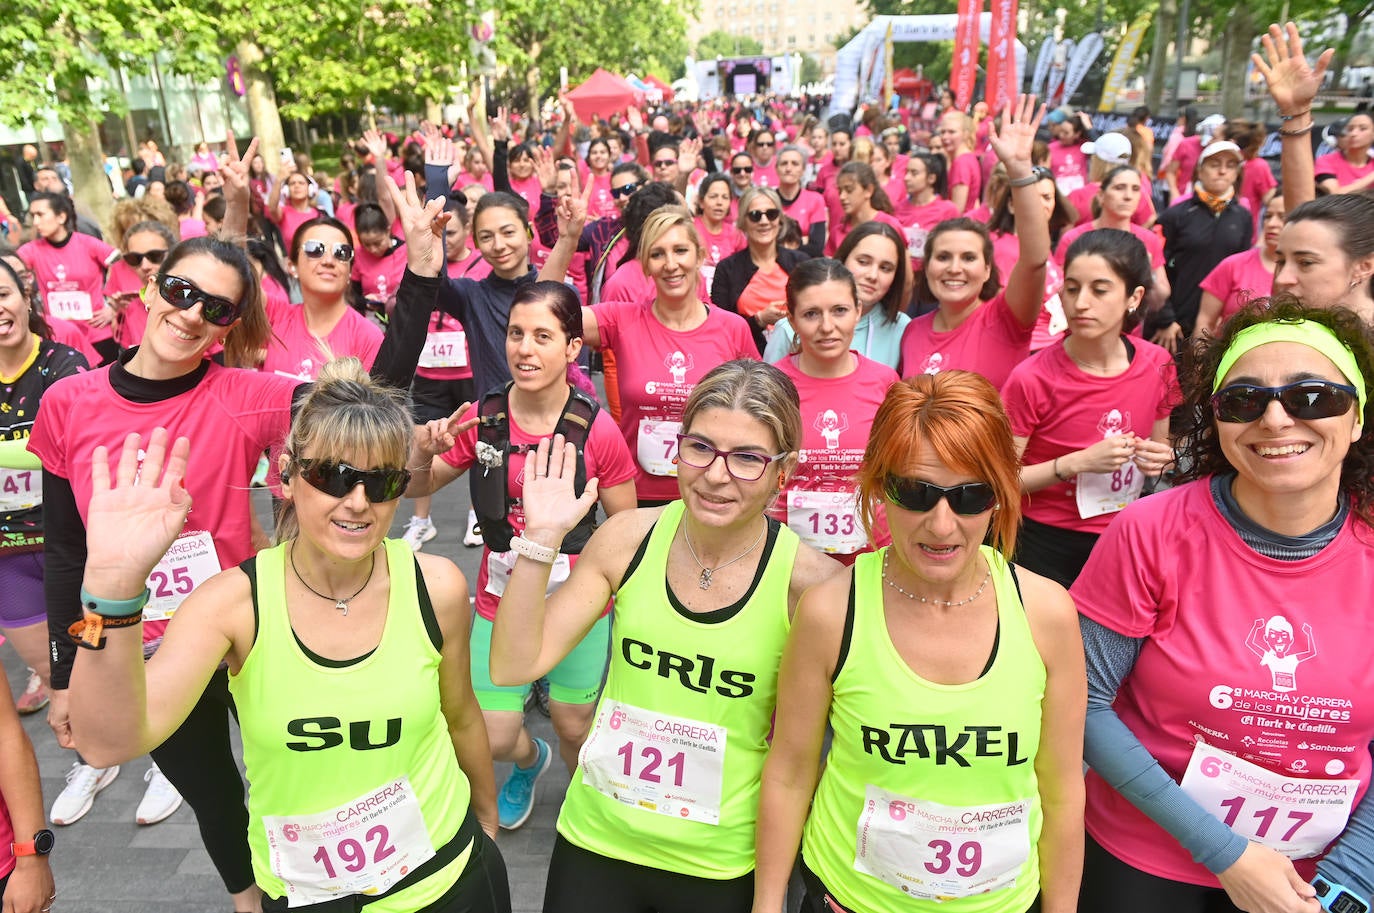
[590,300,623,351]
[588,411,638,488]
[26,377,73,476]
[358,324,383,371]
[438,404,481,469]
[1155,357,1181,418]
[1070,499,1169,638]
[1199,255,1233,300]
[1000,361,1046,440]
[949,156,976,190]
[93,237,117,265]
[1145,232,1165,270]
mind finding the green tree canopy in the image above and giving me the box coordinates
[696,30,764,59]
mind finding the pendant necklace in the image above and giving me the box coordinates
[682,521,767,590]
[291,543,375,616]
[882,550,991,607]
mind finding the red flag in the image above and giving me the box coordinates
[985,0,1018,113]
[951,0,984,110]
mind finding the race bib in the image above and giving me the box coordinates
[1075,461,1143,519]
[636,419,682,477]
[1180,743,1358,859]
[700,265,717,291]
[906,226,929,261]
[579,699,726,825]
[1056,175,1085,195]
[143,530,222,621]
[0,468,41,513]
[483,548,570,598]
[1045,293,1067,337]
[262,776,436,907]
[786,490,867,554]
[417,331,468,369]
[854,785,1032,900]
[48,289,93,321]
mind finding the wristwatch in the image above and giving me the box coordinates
[12,829,55,857]
[1313,876,1370,913]
[510,534,558,565]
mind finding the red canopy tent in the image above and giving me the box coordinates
[566,68,643,121]
[641,73,675,103]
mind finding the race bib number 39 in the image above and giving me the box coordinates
[1179,743,1358,859]
[579,699,726,825]
[262,776,436,907]
[143,530,222,621]
[854,785,1031,900]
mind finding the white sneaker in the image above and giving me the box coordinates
[50,762,119,825]
[463,511,483,548]
[402,515,437,552]
[136,764,183,825]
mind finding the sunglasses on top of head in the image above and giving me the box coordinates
[157,274,243,327]
[291,459,412,503]
[884,477,997,515]
[746,208,781,224]
[1211,379,1359,423]
[300,239,355,262]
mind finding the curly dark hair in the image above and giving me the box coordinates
[1175,296,1374,524]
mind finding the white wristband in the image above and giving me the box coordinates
[510,535,558,565]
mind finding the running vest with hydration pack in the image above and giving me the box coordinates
[470,382,601,553]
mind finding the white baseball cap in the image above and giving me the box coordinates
[1081,132,1133,165]
[1199,140,1243,163]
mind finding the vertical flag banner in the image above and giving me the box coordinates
[951,0,984,110]
[1063,32,1105,103]
[1031,37,1056,97]
[1046,39,1074,106]
[986,0,1019,112]
[1099,16,1151,111]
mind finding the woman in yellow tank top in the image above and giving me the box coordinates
[754,371,1087,913]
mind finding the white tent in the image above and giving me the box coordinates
[829,14,1027,118]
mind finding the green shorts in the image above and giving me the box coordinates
[469,612,611,712]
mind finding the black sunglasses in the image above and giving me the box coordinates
[122,248,168,268]
[1211,380,1359,423]
[732,166,754,175]
[300,239,355,262]
[293,459,411,503]
[158,274,243,327]
[885,477,997,515]
[610,181,642,199]
[753,140,775,147]
[746,208,781,224]
[652,158,677,168]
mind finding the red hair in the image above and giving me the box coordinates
[857,372,1022,556]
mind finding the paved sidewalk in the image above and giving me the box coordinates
[5,485,568,913]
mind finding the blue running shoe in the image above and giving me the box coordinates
[498,737,551,830]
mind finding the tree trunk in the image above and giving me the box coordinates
[526,40,544,125]
[425,98,444,125]
[61,114,112,233]
[236,40,286,172]
[1146,0,1176,113]
[1219,4,1253,119]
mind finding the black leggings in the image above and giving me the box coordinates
[799,858,1041,913]
[1013,517,1101,589]
[1079,835,1241,913]
[149,666,254,893]
[543,833,754,913]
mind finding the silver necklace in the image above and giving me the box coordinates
[882,550,991,607]
[291,543,375,616]
[682,521,767,590]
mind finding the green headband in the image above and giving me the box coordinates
[1213,319,1368,416]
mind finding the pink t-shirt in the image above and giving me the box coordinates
[350,239,407,305]
[1055,222,1165,270]
[1315,151,1374,189]
[770,354,897,560]
[1240,157,1277,216]
[899,292,1034,390]
[782,189,829,236]
[1049,140,1090,195]
[508,173,543,213]
[103,259,147,349]
[992,231,1065,352]
[1002,340,1177,533]
[694,218,746,293]
[47,317,100,367]
[826,211,904,258]
[441,402,636,620]
[576,166,616,221]
[179,217,208,240]
[1072,480,1374,887]
[27,362,296,643]
[0,789,11,879]
[19,234,116,345]
[894,196,960,270]
[1199,247,1274,325]
[948,152,983,213]
[1067,176,1157,228]
[1171,135,1203,194]
[336,201,357,237]
[590,297,759,501]
[261,298,383,381]
[753,161,779,189]
[272,205,320,252]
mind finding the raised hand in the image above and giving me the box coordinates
[384,170,449,278]
[555,186,588,241]
[361,129,389,164]
[414,403,477,457]
[678,135,702,170]
[218,132,259,208]
[988,93,1045,178]
[1253,22,1333,116]
[85,429,193,597]
[534,145,558,194]
[520,434,600,547]
[625,105,645,133]
[419,121,443,149]
[490,106,511,143]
